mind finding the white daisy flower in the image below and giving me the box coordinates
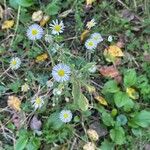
[21,83,30,92]
[108,35,113,42]
[52,63,71,82]
[10,57,21,70]
[86,19,96,29]
[59,110,72,123]
[85,38,97,51]
[31,96,44,110]
[49,19,65,35]
[46,80,54,88]
[91,33,103,44]
[27,24,44,40]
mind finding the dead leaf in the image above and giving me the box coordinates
[94,93,108,106]
[0,5,3,19]
[99,65,120,78]
[2,20,14,29]
[7,96,21,111]
[58,9,73,18]
[80,30,90,42]
[30,116,42,131]
[126,87,139,100]
[12,111,26,129]
[40,15,50,26]
[36,53,48,62]
[32,10,43,22]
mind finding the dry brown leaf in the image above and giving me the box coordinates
[7,96,21,111]
[36,53,48,62]
[80,30,90,42]
[2,20,14,29]
[40,15,50,26]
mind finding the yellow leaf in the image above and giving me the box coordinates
[86,85,96,94]
[94,95,108,106]
[126,87,139,100]
[40,15,50,26]
[86,0,95,5]
[80,30,90,42]
[2,20,14,29]
[36,53,48,62]
[7,96,21,111]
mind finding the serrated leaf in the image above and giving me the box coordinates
[102,112,114,126]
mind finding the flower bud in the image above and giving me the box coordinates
[83,142,95,150]
[87,129,99,141]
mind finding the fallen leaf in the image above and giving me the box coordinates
[126,87,139,100]
[80,30,90,42]
[58,9,73,18]
[0,5,3,19]
[94,93,108,106]
[36,53,48,62]
[86,0,95,5]
[7,96,21,111]
[2,20,14,29]
[32,10,43,22]
[40,15,50,26]
[30,116,42,131]
[99,65,120,78]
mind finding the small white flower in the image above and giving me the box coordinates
[44,34,53,43]
[10,57,21,70]
[46,80,54,88]
[85,38,97,51]
[31,96,44,110]
[88,65,97,73]
[50,19,65,35]
[52,63,71,82]
[86,19,96,29]
[21,83,30,92]
[91,33,103,44]
[59,110,72,123]
[53,88,62,96]
[108,35,113,42]
[27,24,44,40]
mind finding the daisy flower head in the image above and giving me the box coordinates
[91,33,103,44]
[86,19,96,29]
[52,63,71,82]
[50,19,65,35]
[85,38,97,51]
[31,96,44,110]
[27,24,44,40]
[59,110,72,123]
[10,57,21,70]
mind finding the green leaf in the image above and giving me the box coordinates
[100,140,114,150]
[130,110,150,128]
[15,130,28,150]
[78,93,89,111]
[116,114,128,125]
[102,112,115,126]
[102,80,120,94]
[124,69,137,87]
[26,137,41,150]
[110,127,125,145]
[9,0,19,9]
[72,81,81,103]
[16,0,34,7]
[45,2,60,15]
[8,80,21,93]
[114,92,134,108]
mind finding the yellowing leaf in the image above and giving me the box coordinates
[86,85,96,94]
[40,15,50,26]
[2,20,14,29]
[36,53,48,62]
[126,87,139,100]
[7,96,21,111]
[86,0,95,5]
[80,30,90,42]
[94,94,108,106]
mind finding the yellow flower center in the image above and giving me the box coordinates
[63,113,69,119]
[12,60,17,65]
[54,25,61,32]
[88,41,93,46]
[58,69,65,77]
[32,29,38,35]
[35,98,41,105]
